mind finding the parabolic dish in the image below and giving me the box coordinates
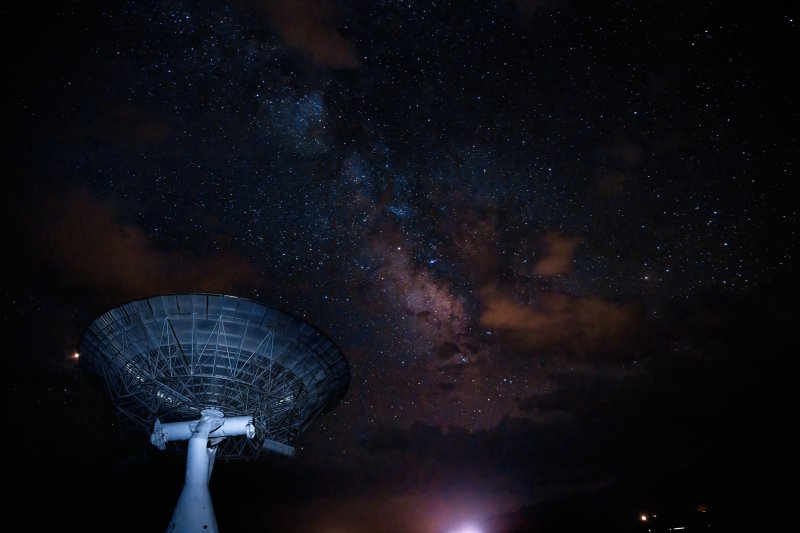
[79,293,349,459]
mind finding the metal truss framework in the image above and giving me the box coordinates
[80,294,349,459]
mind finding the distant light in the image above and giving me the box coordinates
[451,525,482,533]
[640,514,648,522]
[73,352,80,359]
[672,528,686,531]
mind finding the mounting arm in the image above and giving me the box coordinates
[151,415,255,450]
[160,409,254,533]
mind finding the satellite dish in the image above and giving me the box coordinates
[80,293,349,532]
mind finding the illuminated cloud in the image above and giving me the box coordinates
[533,232,582,278]
[36,189,262,305]
[479,286,641,357]
[259,0,359,69]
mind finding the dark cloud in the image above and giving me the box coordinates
[258,0,359,69]
[434,341,461,359]
[88,102,172,148]
[435,381,457,392]
[362,417,610,495]
[597,171,628,198]
[514,0,564,20]
[608,137,645,167]
[439,207,502,283]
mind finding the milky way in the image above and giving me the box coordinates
[6,1,797,531]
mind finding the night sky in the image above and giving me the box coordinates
[4,1,797,532]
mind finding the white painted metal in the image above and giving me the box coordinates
[80,294,350,532]
[164,410,253,533]
[80,294,350,461]
[151,415,255,450]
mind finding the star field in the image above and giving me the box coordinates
[5,0,798,531]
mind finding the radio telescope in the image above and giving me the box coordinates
[79,293,349,532]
